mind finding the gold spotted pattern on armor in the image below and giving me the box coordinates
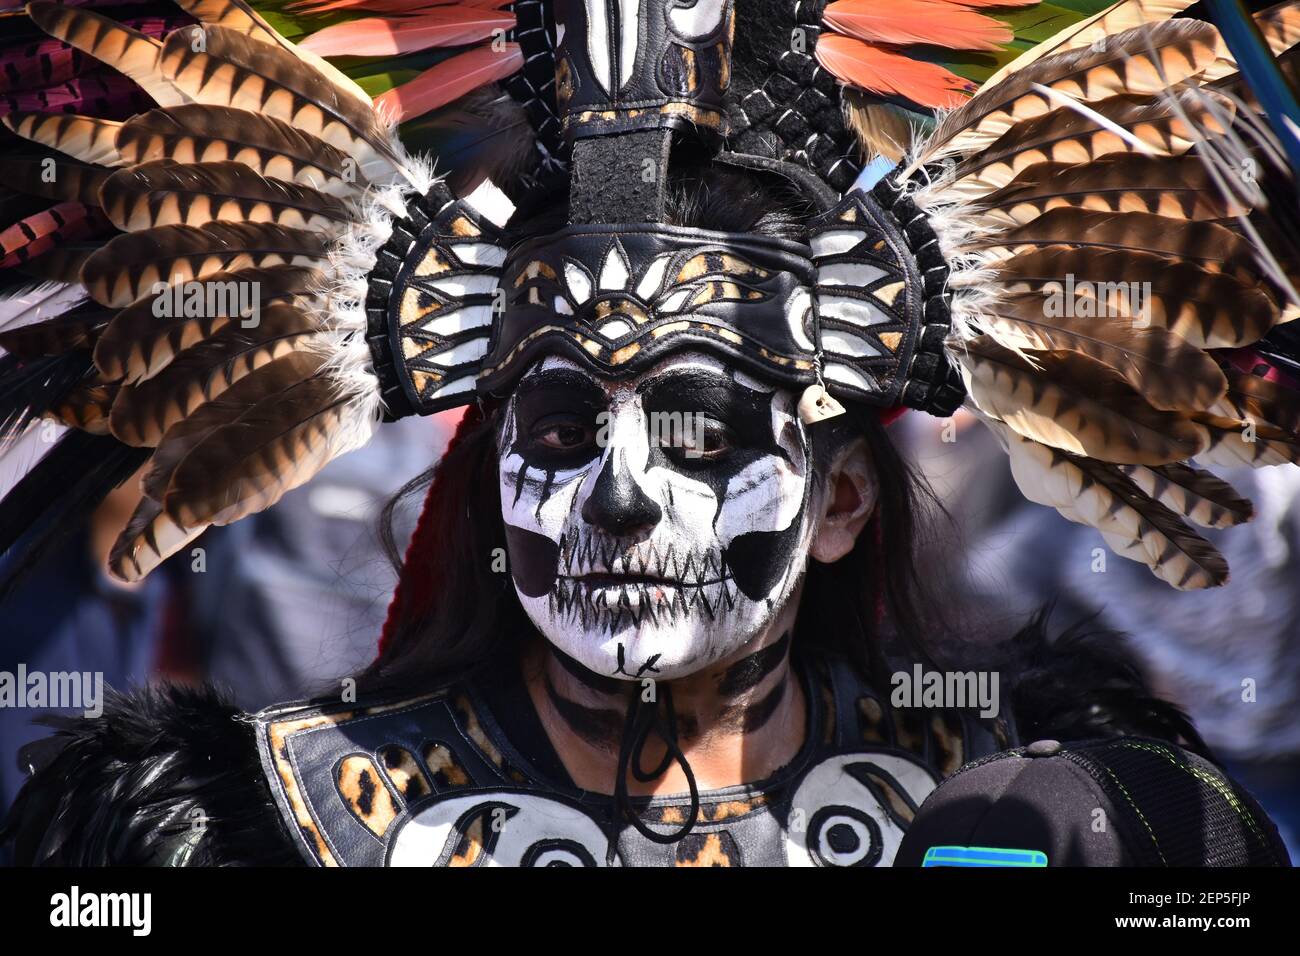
[453,694,506,769]
[477,324,570,378]
[894,707,926,756]
[337,754,399,837]
[879,331,903,351]
[449,215,480,238]
[858,696,887,743]
[423,741,471,789]
[378,744,431,801]
[677,253,771,282]
[448,814,488,867]
[874,281,906,308]
[411,369,444,398]
[413,247,451,277]
[859,765,920,825]
[931,713,965,778]
[513,260,557,287]
[402,337,436,360]
[594,300,649,325]
[703,797,767,822]
[266,709,357,867]
[673,832,738,867]
[611,342,641,364]
[400,287,443,327]
[681,46,698,92]
[556,57,573,105]
[688,281,763,307]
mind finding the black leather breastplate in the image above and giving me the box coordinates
[253,656,1012,866]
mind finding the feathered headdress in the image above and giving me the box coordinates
[1,0,1299,595]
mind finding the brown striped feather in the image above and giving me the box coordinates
[977,208,1266,285]
[957,335,1208,464]
[1219,367,1300,435]
[80,221,328,307]
[108,496,205,581]
[26,1,187,108]
[986,415,1229,588]
[3,112,125,167]
[954,89,1235,195]
[140,349,326,502]
[158,25,401,177]
[108,302,322,446]
[161,373,350,527]
[99,159,353,233]
[0,304,112,359]
[978,154,1249,225]
[117,106,366,196]
[1065,451,1229,588]
[1194,417,1300,467]
[992,245,1279,349]
[976,292,1228,412]
[929,20,1221,159]
[978,0,1198,92]
[94,263,323,382]
[1116,461,1254,528]
[168,0,373,107]
[0,156,110,206]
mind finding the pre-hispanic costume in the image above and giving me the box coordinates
[0,0,1295,866]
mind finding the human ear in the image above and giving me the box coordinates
[808,436,878,564]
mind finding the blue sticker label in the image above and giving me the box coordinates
[922,845,1048,867]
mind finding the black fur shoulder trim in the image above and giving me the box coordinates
[1002,607,1212,758]
[1,683,302,866]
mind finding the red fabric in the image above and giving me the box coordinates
[377,406,473,657]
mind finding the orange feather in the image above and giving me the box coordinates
[824,0,1013,52]
[298,10,514,57]
[815,33,975,109]
[373,42,523,122]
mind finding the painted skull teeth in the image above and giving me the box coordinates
[558,530,728,586]
[550,575,739,634]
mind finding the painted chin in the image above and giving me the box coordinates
[518,569,794,681]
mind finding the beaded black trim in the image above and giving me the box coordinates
[870,175,965,418]
[364,182,505,421]
[364,188,439,421]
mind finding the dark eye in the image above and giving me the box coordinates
[661,416,734,464]
[529,414,596,454]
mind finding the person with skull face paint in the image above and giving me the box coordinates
[1,0,1295,867]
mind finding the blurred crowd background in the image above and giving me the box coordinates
[1,405,1297,863]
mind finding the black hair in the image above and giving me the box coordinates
[363,162,954,696]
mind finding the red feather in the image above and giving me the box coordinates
[299,10,514,57]
[373,42,523,122]
[815,33,975,109]
[824,0,1012,52]
[288,0,509,13]
[0,201,105,269]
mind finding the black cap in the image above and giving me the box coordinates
[894,737,1291,867]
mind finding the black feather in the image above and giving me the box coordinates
[0,683,300,866]
[0,349,94,438]
[1002,605,1213,759]
[0,430,149,603]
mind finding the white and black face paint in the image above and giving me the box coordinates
[498,350,818,680]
